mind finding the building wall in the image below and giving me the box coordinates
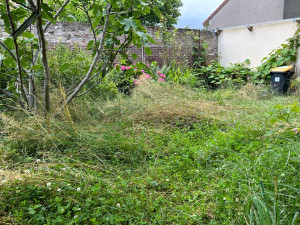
[284,0,300,19]
[208,0,284,31]
[218,20,300,76]
[0,22,218,66]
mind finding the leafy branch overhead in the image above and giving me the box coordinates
[57,0,182,27]
[0,0,157,114]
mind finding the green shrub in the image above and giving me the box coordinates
[108,64,138,95]
[195,60,255,88]
[146,60,198,87]
[47,44,93,88]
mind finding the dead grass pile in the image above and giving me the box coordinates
[102,82,236,124]
[0,169,29,186]
[238,83,259,100]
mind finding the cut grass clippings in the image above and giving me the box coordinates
[0,82,299,224]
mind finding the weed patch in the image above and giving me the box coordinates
[0,84,299,224]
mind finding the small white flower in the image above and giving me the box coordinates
[166,179,169,182]
[76,187,81,192]
[67,183,71,186]
[62,168,66,171]
[18,178,23,181]
[57,188,62,192]
[195,170,199,173]
[223,197,227,201]
[116,203,121,208]
[24,169,30,174]
[46,182,51,187]
[1,179,6,184]
[36,159,41,163]
[74,215,78,219]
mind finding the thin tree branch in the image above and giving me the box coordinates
[43,0,70,32]
[111,8,132,15]
[0,40,31,77]
[75,77,104,98]
[0,87,17,100]
[75,32,134,98]
[81,0,99,52]
[60,3,112,108]
[65,61,109,97]
[32,0,70,65]
[12,0,34,11]
[87,62,109,82]
[36,0,51,113]
[27,0,36,11]
[5,0,29,108]
[0,87,25,108]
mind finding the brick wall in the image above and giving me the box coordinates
[1,22,218,66]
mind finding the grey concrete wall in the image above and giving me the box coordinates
[283,0,300,19]
[208,0,285,31]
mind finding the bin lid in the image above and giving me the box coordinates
[270,65,293,73]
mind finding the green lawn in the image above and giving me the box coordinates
[0,83,299,224]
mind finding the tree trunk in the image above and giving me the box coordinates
[36,0,51,113]
[5,0,29,108]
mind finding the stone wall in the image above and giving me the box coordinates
[1,22,218,66]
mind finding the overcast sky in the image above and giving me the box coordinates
[176,0,225,29]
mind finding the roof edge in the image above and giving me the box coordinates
[203,0,230,27]
[215,17,300,31]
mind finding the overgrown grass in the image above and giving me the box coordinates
[0,83,299,224]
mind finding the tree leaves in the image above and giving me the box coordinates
[131,53,138,60]
[147,35,156,45]
[121,17,137,31]
[3,56,17,68]
[3,38,14,50]
[41,3,56,25]
[10,7,27,22]
[87,40,95,50]
[144,47,152,56]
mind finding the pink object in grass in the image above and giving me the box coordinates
[142,73,151,79]
[159,74,166,78]
[134,79,139,85]
[120,66,126,71]
[140,70,144,72]
[157,71,161,74]
[157,78,165,82]
[126,66,131,70]
[147,64,150,67]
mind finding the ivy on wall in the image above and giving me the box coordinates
[254,26,300,81]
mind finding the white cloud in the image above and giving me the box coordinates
[176,0,225,29]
